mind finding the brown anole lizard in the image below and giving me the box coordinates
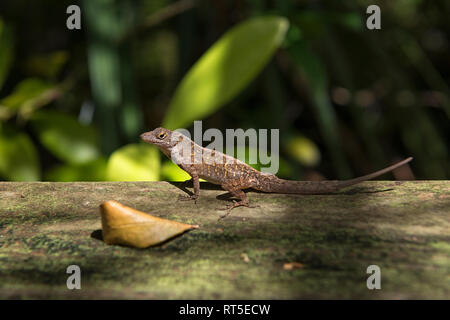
[141,127,413,217]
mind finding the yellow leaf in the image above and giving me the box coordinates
[287,135,320,167]
[99,200,199,248]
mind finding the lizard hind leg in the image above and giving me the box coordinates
[218,187,257,219]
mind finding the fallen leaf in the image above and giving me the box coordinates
[99,200,199,248]
[283,262,304,270]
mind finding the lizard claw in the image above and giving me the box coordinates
[215,201,235,211]
[217,201,256,220]
[178,194,198,203]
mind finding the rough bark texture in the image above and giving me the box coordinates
[0,181,449,299]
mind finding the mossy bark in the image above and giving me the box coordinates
[0,181,449,299]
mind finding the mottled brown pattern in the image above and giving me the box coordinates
[141,128,413,217]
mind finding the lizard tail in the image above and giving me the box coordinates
[335,157,413,189]
[255,157,413,194]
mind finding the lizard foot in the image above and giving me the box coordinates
[218,201,256,219]
[178,194,198,204]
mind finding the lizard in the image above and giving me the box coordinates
[141,127,413,218]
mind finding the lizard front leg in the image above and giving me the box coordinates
[178,172,200,203]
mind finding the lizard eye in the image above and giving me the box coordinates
[158,132,167,139]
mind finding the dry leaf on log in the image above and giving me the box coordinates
[100,200,199,248]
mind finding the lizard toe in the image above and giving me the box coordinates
[178,194,197,201]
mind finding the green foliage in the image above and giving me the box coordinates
[334,13,364,31]
[163,16,289,130]
[45,158,107,182]
[106,143,160,181]
[104,15,290,182]
[161,160,191,181]
[0,125,40,181]
[1,1,448,182]
[1,78,53,110]
[83,0,143,153]
[30,111,101,165]
[0,78,54,119]
[0,12,292,182]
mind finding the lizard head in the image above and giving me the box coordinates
[140,127,176,149]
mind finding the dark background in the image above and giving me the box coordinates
[0,0,448,182]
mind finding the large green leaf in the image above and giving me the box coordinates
[0,126,40,181]
[30,111,101,165]
[163,16,289,130]
[106,143,160,181]
[0,18,13,90]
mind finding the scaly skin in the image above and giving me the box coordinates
[141,128,413,217]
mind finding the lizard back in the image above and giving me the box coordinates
[168,134,262,187]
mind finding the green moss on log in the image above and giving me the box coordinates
[0,181,449,299]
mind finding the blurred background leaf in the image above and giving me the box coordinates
[0,78,54,117]
[286,134,321,167]
[161,160,191,181]
[83,0,143,154]
[45,158,107,182]
[0,125,40,181]
[30,110,101,165]
[163,16,289,130]
[106,143,160,181]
